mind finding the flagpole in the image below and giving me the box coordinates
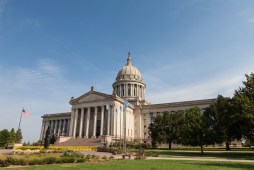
[18,108,23,130]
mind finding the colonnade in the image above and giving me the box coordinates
[114,83,145,99]
[40,118,70,140]
[69,104,128,139]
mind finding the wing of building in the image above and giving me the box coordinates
[39,53,216,145]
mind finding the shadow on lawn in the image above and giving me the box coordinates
[183,162,254,170]
[157,151,254,160]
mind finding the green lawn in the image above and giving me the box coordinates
[11,160,254,170]
[145,149,254,160]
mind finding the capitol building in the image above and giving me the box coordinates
[39,53,215,145]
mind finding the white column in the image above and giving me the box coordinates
[53,120,57,135]
[68,109,74,136]
[107,106,110,135]
[39,120,44,140]
[85,107,90,138]
[67,119,70,136]
[100,106,104,136]
[93,107,98,137]
[57,119,62,136]
[62,119,66,136]
[115,107,118,137]
[120,85,122,97]
[79,108,84,138]
[137,85,139,98]
[111,106,114,135]
[73,109,78,137]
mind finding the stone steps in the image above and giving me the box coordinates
[55,137,103,146]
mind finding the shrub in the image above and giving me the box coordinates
[0,159,10,167]
[14,158,29,166]
[43,156,57,164]
[63,150,84,158]
[76,158,86,163]
[28,158,42,165]
[102,155,108,160]
[57,157,75,163]
[109,156,114,160]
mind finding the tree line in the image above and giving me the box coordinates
[0,128,22,147]
[149,73,254,153]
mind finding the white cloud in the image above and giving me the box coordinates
[0,60,86,142]
[146,73,243,103]
[0,0,8,17]
[238,9,254,24]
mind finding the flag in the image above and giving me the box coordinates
[22,108,29,116]
[124,100,129,111]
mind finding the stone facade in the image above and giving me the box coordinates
[40,53,215,143]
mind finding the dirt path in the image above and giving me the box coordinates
[79,151,254,163]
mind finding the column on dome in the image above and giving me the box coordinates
[141,86,143,99]
[131,84,134,97]
[100,105,104,136]
[92,106,98,138]
[85,107,90,138]
[124,83,128,97]
[79,108,84,138]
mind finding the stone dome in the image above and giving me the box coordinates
[116,52,143,82]
[113,52,146,101]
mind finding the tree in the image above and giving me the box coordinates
[0,129,10,147]
[160,111,184,149]
[181,107,216,154]
[15,129,23,143]
[9,128,16,144]
[148,122,159,148]
[149,111,184,149]
[148,114,164,148]
[204,95,242,150]
[234,73,254,146]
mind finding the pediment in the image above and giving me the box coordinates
[72,91,111,104]
[79,93,106,102]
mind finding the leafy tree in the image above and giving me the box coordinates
[9,128,16,144]
[0,129,10,147]
[160,111,184,149]
[148,115,164,148]
[149,111,184,149]
[181,107,216,154]
[15,129,23,143]
[204,95,242,150]
[234,73,254,146]
[50,134,57,144]
[148,122,159,148]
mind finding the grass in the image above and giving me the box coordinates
[10,160,254,170]
[144,149,254,160]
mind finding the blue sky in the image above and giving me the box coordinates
[0,0,254,142]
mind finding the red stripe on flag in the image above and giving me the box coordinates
[22,109,29,116]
